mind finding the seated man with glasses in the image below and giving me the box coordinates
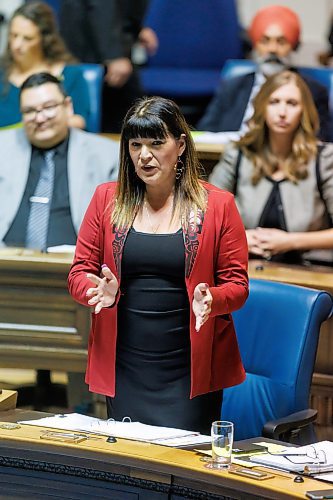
[0,72,119,250]
[0,72,119,413]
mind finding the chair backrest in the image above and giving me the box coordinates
[220,59,333,112]
[141,0,242,98]
[78,64,104,133]
[65,63,104,133]
[220,59,256,80]
[222,279,333,441]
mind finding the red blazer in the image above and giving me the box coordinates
[68,181,249,398]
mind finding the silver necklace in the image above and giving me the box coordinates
[144,201,172,234]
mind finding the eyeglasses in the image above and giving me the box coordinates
[21,100,65,122]
[268,446,327,465]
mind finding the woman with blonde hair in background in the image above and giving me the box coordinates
[210,70,333,266]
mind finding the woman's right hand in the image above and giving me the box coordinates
[86,265,119,314]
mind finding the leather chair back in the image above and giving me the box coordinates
[79,64,104,133]
[222,279,333,440]
[65,63,104,133]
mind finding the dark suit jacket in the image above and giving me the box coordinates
[197,71,333,142]
[60,0,149,62]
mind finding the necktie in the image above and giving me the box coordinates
[26,149,55,251]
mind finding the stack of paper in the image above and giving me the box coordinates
[249,441,333,474]
[18,413,210,447]
[191,131,241,145]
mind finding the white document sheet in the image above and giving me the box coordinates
[19,413,210,446]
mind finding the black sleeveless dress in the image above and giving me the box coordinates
[106,228,222,434]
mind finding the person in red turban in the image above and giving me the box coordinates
[249,5,300,50]
[248,5,301,76]
[197,4,332,142]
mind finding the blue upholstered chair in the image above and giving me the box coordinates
[78,64,104,133]
[64,63,104,133]
[222,279,333,444]
[141,0,242,106]
[220,59,256,80]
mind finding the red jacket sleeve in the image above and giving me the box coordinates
[68,183,111,306]
[209,192,249,316]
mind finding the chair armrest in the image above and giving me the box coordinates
[262,409,318,444]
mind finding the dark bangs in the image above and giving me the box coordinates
[122,113,169,142]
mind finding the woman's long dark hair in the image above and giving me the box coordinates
[112,96,206,229]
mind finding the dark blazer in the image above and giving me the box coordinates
[197,71,333,142]
[60,0,149,62]
[68,181,249,398]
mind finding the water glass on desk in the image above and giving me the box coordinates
[205,420,234,469]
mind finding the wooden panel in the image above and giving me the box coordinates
[0,249,89,373]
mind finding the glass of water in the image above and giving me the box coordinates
[205,420,234,469]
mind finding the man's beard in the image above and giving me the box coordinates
[255,53,291,76]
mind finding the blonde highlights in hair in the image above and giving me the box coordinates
[111,96,206,229]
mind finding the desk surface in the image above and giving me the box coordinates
[0,248,88,373]
[248,260,333,294]
[0,409,331,499]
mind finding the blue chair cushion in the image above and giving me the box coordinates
[221,279,333,440]
[223,374,294,441]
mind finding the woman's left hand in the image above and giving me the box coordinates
[86,265,119,314]
[255,228,293,256]
[192,283,213,332]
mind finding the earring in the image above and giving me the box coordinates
[174,157,184,180]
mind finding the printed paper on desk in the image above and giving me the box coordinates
[46,244,76,253]
[191,131,241,145]
[18,413,206,445]
[313,471,333,483]
[249,441,333,473]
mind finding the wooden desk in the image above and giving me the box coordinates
[1,250,333,437]
[0,409,330,499]
[249,260,333,293]
[0,248,89,373]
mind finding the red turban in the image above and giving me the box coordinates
[249,5,301,49]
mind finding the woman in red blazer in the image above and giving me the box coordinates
[68,96,248,433]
